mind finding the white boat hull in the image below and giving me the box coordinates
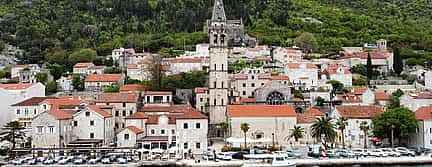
[243,162,296,167]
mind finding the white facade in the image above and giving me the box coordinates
[165,57,208,75]
[57,76,73,91]
[127,64,151,81]
[273,47,303,64]
[410,120,432,148]
[71,108,115,146]
[117,127,144,147]
[425,71,432,90]
[400,93,432,111]
[31,112,73,148]
[284,63,318,90]
[176,118,208,154]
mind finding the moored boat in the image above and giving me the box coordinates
[243,154,296,167]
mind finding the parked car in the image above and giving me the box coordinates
[101,157,111,164]
[336,149,355,158]
[88,157,101,164]
[232,151,248,159]
[285,149,302,158]
[11,158,27,165]
[351,149,369,157]
[43,158,55,164]
[326,150,340,158]
[216,152,233,161]
[408,147,422,156]
[117,157,128,164]
[27,158,37,165]
[369,149,389,157]
[53,156,65,163]
[379,148,401,157]
[395,147,415,156]
[36,157,46,162]
[73,158,85,164]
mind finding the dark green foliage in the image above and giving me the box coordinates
[392,89,404,98]
[326,80,345,94]
[228,61,262,74]
[372,107,418,146]
[35,73,48,84]
[393,47,403,75]
[162,71,207,91]
[48,64,66,80]
[366,52,373,81]
[351,65,367,76]
[69,48,98,66]
[292,89,304,99]
[104,84,120,93]
[352,76,369,86]
[45,81,58,95]
[0,67,11,79]
[311,117,336,142]
[104,67,122,74]
[294,32,318,53]
[72,74,84,91]
[0,121,25,158]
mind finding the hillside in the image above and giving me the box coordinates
[0,0,431,64]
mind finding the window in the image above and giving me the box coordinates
[167,96,170,102]
[115,111,119,117]
[73,121,78,127]
[251,75,255,79]
[16,109,20,115]
[214,64,216,71]
[34,109,37,115]
[151,129,155,135]
[183,123,188,129]
[242,83,246,87]
[85,112,90,117]
[214,99,217,105]
[221,64,224,71]
[196,123,201,129]
[90,133,94,139]
[124,134,130,140]
[221,99,224,105]
[183,142,188,149]
[90,120,95,126]
[37,126,43,134]
[261,83,265,86]
[129,110,133,115]
[122,110,126,117]
[43,105,47,110]
[122,103,126,107]
[161,129,165,135]
[251,83,255,87]
[171,129,175,134]
[200,98,203,102]
[48,126,55,134]
[24,109,28,116]
[196,142,201,149]
[221,82,224,88]
[242,91,246,95]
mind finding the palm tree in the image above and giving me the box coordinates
[288,126,304,145]
[311,117,336,143]
[336,117,348,149]
[219,122,229,143]
[360,121,369,149]
[240,123,250,149]
[0,121,25,158]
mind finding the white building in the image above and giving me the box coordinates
[410,107,432,148]
[0,83,45,127]
[112,48,135,62]
[123,105,208,154]
[127,63,152,81]
[11,64,41,83]
[273,47,303,64]
[227,105,297,147]
[400,92,432,111]
[31,109,75,148]
[195,87,209,113]
[296,108,324,145]
[71,105,115,146]
[11,97,58,133]
[330,105,384,148]
[73,63,95,74]
[84,74,125,91]
[425,71,432,90]
[57,76,73,91]
[323,64,352,87]
[164,57,208,75]
[143,91,172,106]
[181,44,209,58]
[284,63,318,90]
[117,126,144,147]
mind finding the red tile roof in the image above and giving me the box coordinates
[336,105,384,119]
[120,84,145,92]
[297,114,318,124]
[0,83,36,90]
[286,63,317,69]
[307,108,324,116]
[145,91,172,95]
[338,94,362,103]
[228,105,296,117]
[89,66,105,70]
[375,92,390,100]
[126,112,149,119]
[416,107,432,120]
[271,76,289,80]
[351,87,368,95]
[325,65,351,75]
[194,87,208,94]
[411,93,432,99]
[127,126,144,134]
[96,93,140,103]
[74,62,94,68]
[12,97,58,106]
[48,109,77,120]
[85,74,123,82]
[87,105,113,118]
[343,52,388,59]
[42,99,83,109]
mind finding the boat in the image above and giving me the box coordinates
[243,154,296,167]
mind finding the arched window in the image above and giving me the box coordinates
[266,91,285,105]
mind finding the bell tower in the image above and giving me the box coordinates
[207,0,229,137]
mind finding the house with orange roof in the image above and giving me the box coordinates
[194,87,209,113]
[330,105,384,148]
[73,62,96,74]
[374,91,391,106]
[11,64,41,83]
[400,92,432,111]
[11,97,58,133]
[284,62,318,90]
[143,91,172,106]
[84,74,125,91]
[0,82,45,127]
[273,47,303,64]
[119,84,145,94]
[57,75,74,91]
[126,61,152,81]
[322,64,352,87]
[71,105,115,146]
[410,107,432,148]
[227,105,297,147]
[121,104,208,154]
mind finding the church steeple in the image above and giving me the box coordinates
[211,0,226,21]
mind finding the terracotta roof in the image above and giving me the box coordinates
[120,84,145,92]
[48,109,76,120]
[286,63,317,69]
[338,94,362,103]
[74,62,94,68]
[335,105,384,119]
[194,87,208,94]
[127,126,144,134]
[145,91,172,95]
[271,76,289,80]
[89,66,105,70]
[237,98,256,104]
[416,107,432,120]
[12,97,57,106]
[85,74,123,82]
[375,92,390,100]
[343,52,388,59]
[351,87,368,95]
[87,105,113,118]
[325,65,351,75]
[146,114,176,124]
[411,93,432,99]
[297,114,318,124]
[126,112,149,119]
[127,64,138,69]
[42,99,83,109]
[227,105,296,117]
[307,108,324,116]
[96,93,140,103]
[0,83,36,90]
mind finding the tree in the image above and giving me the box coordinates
[104,67,122,74]
[393,47,403,75]
[336,117,348,149]
[315,96,324,106]
[45,48,68,65]
[351,65,367,76]
[219,122,229,144]
[35,73,48,84]
[311,117,336,143]
[360,121,369,149]
[326,80,346,94]
[366,52,373,81]
[289,126,304,143]
[0,121,25,158]
[48,64,65,80]
[392,89,404,98]
[104,84,120,93]
[292,89,304,99]
[45,81,58,95]
[68,48,97,66]
[240,123,250,149]
[72,74,84,91]
[294,32,318,53]
[372,107,418,146]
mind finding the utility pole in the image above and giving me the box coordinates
[272,133,275,148]
[391,125,395,148]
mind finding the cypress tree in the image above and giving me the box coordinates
[393,47,403,75]
[366,52,373,82]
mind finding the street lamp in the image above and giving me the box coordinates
[272,133,275,148]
